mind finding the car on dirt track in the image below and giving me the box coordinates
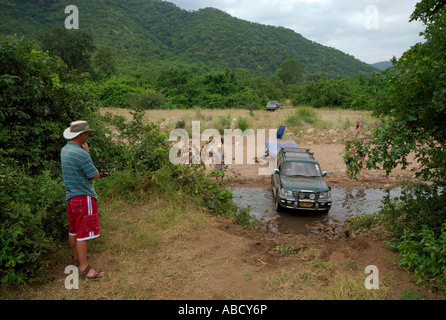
[266,101,283,111]
[271,148,332,213]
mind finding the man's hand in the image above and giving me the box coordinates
[81,142,90,153]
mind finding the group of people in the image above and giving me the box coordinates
[344,121,367,180]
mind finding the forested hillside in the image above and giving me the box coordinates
[0,0,376,78]
[371,60,394,71]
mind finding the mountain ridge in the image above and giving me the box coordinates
[0,0,378,78]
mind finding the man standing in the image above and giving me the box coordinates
[61,120,105,279]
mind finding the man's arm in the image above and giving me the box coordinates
[81,142,100,180]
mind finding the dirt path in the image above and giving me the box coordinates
[148,213,437,300]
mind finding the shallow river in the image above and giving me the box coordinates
[229,186,402,234]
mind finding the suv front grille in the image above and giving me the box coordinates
[293,191,319,200]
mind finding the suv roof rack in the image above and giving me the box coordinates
[280,148,315,159]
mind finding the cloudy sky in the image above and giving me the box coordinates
[166,0,425,64]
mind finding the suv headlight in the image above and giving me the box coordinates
[319,191,331,199]
[281,188,293,197]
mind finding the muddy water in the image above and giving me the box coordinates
[229,186,402,235]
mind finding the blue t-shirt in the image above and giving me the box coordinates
[61,142,99,202]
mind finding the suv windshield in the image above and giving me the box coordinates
[281,162,321,177]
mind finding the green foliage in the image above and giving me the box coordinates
[393,223,446,292]
[291,77,357,108]
[276,58,303,89]
[0,166,66,284]
[285,106,319,130]
[215,113,233,134]
[101,109,170,173]
[360,1,446,293]
[0,35,96,175]
[380,185,446,239]
[92,45,117,78]
[39,26,96,73]
[367,1,446,187]
[344,213,381,231]
[289,75,386,109]
[85,76,142,108]
[236,115,250,132]
[0,35,105,284]
[156,68,265,109]
[175,119,186,129]
[127,88,166,110]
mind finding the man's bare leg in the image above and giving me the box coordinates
[76,240,105,278]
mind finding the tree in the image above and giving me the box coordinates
[357,0,446,290]
[92,45,117,78]
[0,35,95,174]
[39,26,96,73]
[366,0,446,187]
[276,58,303,90]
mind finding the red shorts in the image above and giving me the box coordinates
[67,195,100,241]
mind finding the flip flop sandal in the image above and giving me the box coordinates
[79,265,105,279]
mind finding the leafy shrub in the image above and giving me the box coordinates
[107,110,170,173]
[148,164,256,228]
[379,184,446,292]
[175,119,186,129]
[214,113,232,134]
[126,88,166,110]
[86,75,141,108]
[380,184,446,238]
[0,35,96,175]
[393,224,446,292]
[285,106,319,130]
[0,167,66,284]
[297,106,319,124]
[237,115,250,131]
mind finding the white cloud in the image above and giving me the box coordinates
[167,0,425,63]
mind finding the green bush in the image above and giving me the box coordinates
[0,167,66,284]
[394,224,446,292]
[237,115,250,131]
[126,88,166,110]
[379,184,446,292]
[148,164,256,228]
[285,106,319,130]
[0,35,96,175]
[86,75,141,108]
